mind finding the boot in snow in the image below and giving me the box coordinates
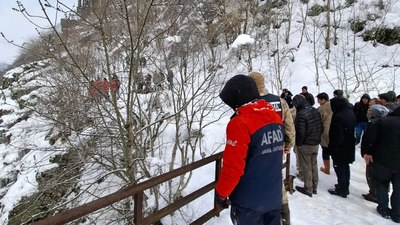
[320,160,330,175]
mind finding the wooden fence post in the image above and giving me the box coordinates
[134,191,144,225]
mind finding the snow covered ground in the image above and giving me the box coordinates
[206,145,398,225]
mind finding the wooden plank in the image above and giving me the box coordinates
[141,182,216,225]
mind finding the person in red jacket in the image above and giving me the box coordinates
[88,80,96,97]
[102,78,110,96]
[215,75,284,225]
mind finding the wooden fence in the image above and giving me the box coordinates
[31,152,224,225]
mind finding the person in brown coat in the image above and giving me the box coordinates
[316,93,333,175]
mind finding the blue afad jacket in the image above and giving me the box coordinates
[216,100,284,212]
[229,122,283,212]
[216,75,284,212]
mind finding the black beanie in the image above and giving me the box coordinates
[219,75,260,110]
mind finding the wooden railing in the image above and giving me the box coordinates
[31,152,223,225]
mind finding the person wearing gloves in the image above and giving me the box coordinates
[215,75,284,225]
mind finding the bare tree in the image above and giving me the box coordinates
[4,0,228,223]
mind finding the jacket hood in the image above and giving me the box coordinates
[330,97,348,113]
[219,75,260,110]
[360,94,371,102]
[248,71,269,96]
[292,94,308,111]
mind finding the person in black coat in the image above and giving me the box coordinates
[281,88,293,108]
[360,104,389,204]
[361,106,400,223]
[292,95,323,197]
[301,86,315,107]
[353,94,370,144]
[327,97,356,198]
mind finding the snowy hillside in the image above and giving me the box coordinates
[0,0,400,224]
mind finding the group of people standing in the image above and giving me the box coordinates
[88,74,121,98]
[214,72,400,225]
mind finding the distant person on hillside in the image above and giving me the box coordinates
[216,75,284,225]
[360,104,389,204]
[153,71,165,90]
[316,92,333,175]
[327,97,356,198]
[167,69,174,89]
[88,80,96,98]
[292,94,323,197]
[353,94,370,145]
[249,71,295,225]
[361,106,400,223]
[281,88,293,108]
[300,86,315,106]
[144,74,152,93]
[102,77,110,97]
[110,74,120,98]
[95,77,103,97]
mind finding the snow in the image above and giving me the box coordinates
[3,68,24,79]
[165,36,182,44]
[230,34,255,49]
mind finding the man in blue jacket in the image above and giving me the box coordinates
[215,75,284,225]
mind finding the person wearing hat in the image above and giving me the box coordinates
[281,88,293,108]
[301,86,315,107]
[215,75,284,225]
[249,71,295,225]
[360,104,389,204]
[361,106,400,223]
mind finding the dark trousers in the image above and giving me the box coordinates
[322,146,330,160]
[366,163,376,196]
[333,162,350,194]
[231,204,281,225]
[373,162,400,221]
